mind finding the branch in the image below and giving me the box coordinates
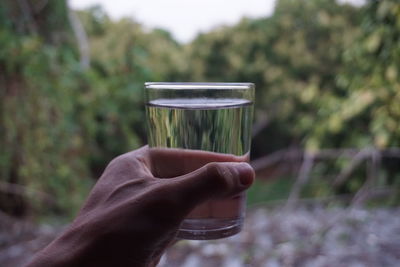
[68,10,90,69]
[351,149,381,207]
[250,147,400,172]
[381,147,400,157]
[285,152,315,209]
[0,181,54,203]
[250,149,291,171]
[332,148,370,187]
[248,187,395,210]
[16,0,38,33]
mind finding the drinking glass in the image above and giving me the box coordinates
[145,82,254,240]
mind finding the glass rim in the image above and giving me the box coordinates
[145,82,254,90]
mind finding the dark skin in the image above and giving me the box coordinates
[27,146,254,267]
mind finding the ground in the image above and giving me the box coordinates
[1,206,399,266]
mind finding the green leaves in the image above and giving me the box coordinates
[2,0,400,218]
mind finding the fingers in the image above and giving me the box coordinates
[106,146,250,180]
[166,162,254,209]
[149,147,249,177]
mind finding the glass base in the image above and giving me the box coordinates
[177,218,243,240]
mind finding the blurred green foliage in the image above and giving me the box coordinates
[184,0,364,155]
[1,0,399,219]
[0,0,92,218]
[0,1,181,218]
[306,0,400,150]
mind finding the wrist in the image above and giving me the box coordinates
[27,220,98,267]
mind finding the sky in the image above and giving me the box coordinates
[69,0,365,43]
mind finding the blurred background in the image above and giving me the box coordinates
[1,0,399,266]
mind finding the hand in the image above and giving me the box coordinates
[27,146,254,267]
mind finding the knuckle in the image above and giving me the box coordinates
[108,154,129,168]
[108,155,138,171]
[206,162,220,175]
[206,163,233,191]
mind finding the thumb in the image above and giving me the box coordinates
[167,162,254,209]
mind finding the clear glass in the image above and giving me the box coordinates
[145,82,254,240]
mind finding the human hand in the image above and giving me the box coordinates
[27,146,254,267]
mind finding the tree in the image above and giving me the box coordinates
[184,0,362,156]
[0,0,91,218]
[308,0,400,149]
